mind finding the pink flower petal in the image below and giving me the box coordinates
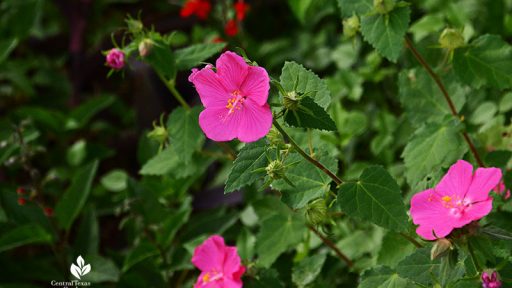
[465,167,502,202]
[464,199,493,221]
[194,272,223,288]
[199,107,241,142]
[222,247,242,275]
[192,235,226,272]
[435,160,473,198]
[190,66,230,108]
[410,189,457,240]
[237,101,272,143]
[223,277,243,288]
[216,51,249,91]
[240,66,270,106]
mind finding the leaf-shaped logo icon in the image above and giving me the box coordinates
[70,255,91,280]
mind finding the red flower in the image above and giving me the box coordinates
[180,0,212,20]
[17,198,26,206]
[43,207,54,217]
[234,1,250,21]
[16,187,25,195]
[225,19,238,37]
[212,36,225,43]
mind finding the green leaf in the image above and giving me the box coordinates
[360,6,411,62]
[55,160,99,230]
[144,40,176,80]
[453,34,512,89]
[398,69,466,126]
[292,253,326,287]
[175,43,226,70]
[338,166,408,232]
[359,266,415,288]
[66,139,87,167]
[280,62,331,109]
[287,0,313,23]
[167,106,204,163]
[396,247,440,287]
[337,0,373,18]
[402,119,467,187]
[81,255,120,283]
[122,242,160,272]
[284,96,337,131]
[100,169,128,192]
[409,14,445,42]
[67,95,115,130]
[256,213,304,268]
[225,139,268,193]
[0,224,52,253]
[481,226,512,241]
[156,197,191,248]
[75,207,99,255]
[377,232,415,268]
[139,147,179,176]
[273,151,337,209]
[471,101,497,125]
[236,228,256,261]
[0,38,18,64]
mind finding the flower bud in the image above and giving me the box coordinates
[17,197,26,206]
[430,238,452,260]
[16,187,25,195]
[283,91,299,111]
[439,28,465,50]
[373,0,395,14]
[138,39,154,57]
[126,19,144,34]
[106,48,125,70]
[343,15,360,38]
[481,270,502,288]
[306,198,328,226]
[266,127,284,147]
[43,207,54,217]
[147,121,169,145]
[266,160,286,180]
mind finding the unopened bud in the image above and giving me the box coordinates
[430,238,452,260]
[266,160,286,180]
[266,127,284,147]
[138,39,153,57]
[283,91,299,111]
[374,0,395,14]
[106,48,125,70]
[17,198,26,206]
[43,207,54,217]
[343,15,360,38]
[306,198,328,226]
[439,28,465,50]
[16,187,25,195]
[126,19,144,34]
[481,270,502,288]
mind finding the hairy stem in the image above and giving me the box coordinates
[404,37,485,167]
[273,120,343,185]
[308,225,353,267]
[157,73,191,111]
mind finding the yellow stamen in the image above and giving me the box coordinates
[442,196,452,202]
[202,273,210,283]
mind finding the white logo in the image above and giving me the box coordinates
[70,255,91,280]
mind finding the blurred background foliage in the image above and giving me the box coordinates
[1,0,512,287]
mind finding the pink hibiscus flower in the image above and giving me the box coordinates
[410,160,502,240]
[192,235,245,288]
[188,51,272,142]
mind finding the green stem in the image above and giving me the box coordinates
[273,120,342,185]
[399,232,423,248]
[308,225,353,267]
[157,73,191,111]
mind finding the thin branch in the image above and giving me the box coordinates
[399,232,423,248]
[308,225,353,267]
[156,72,191,111]
[404,37,485,167]
[273,120,343,185]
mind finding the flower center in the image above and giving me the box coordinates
[226,90,246,114]
[202,271,223,284]
[440,194,472,218]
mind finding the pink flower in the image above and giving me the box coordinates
[481,271,502,288]
[192,235,245,288]
[189,51,272,142]
[410,160,502,240]
[493,181,510,200]
[106,48,125,70]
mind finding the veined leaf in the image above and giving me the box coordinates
[167,106,204,164]
[396,247,440,287]
[175,43,226,70]
[359,266,415,288]
[280,62,331,109]
[337,0,373,18]
[284,96,336,131]
[360,6,411,62]
[0,224,52,253]
[225,139,268,193]
[338,166,408,232]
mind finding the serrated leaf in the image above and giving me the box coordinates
[453,34,512,89]
[360,6,411,62]
[144,40,176,80]
[0,224,52,253]
[273,151,337,209]
[280,62,331,108]
[338,166,408,232]
[398,69,466,126]
[175,43,226,70]
[284,97,336,131]
[167,106,204,163]
[396,247,440,287]
[402,119,467,187]
[225,139,268,193]
[359,266,415,288]
[256,212,304,268]
[337,0,373,18]
[55,160,99,230]
[292,253,326,287]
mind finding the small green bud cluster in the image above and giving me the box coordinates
[266,160,286,180]
[343,15,360,38]
[283,91,299,111]
[438,28,465,51]
[306,198,328,226]
[373,0,395,14]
